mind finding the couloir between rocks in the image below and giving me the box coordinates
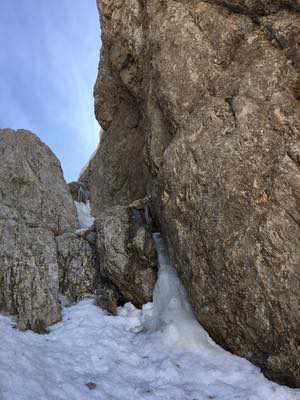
[1,0,300,389]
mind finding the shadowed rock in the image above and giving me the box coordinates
[96,203,157,308]
[56,232,98,302]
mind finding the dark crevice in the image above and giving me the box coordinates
[225,96,237,127]
[287,211,300,227]
[286,3,300,13]
[203,0,300,19]
[265,25,287,50]
[287,149,300,167]
[202,0,265,22]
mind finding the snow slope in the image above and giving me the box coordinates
[1,299,300,400]
[1,230,300,400]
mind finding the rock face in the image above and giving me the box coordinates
[56,232,98,302]
[0,216,61,333]
[85,0,300,386]
[96,203,157,308]
[0,129,79,331]
[96,283,120,315]
[0,130,99,332]
[79,1,150,216]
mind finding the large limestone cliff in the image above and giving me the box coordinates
[0,128,156,332]
[82,0,300,387]
[0,129,98,332]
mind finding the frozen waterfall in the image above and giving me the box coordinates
[75,201,94,229]
[141,232,222,353]
[1,233,299,399]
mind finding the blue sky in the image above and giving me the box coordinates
[0,0,100,182]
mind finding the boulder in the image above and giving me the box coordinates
[79,0,150,217]
[0,211,61,333]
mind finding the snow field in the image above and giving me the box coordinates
[1,218,300,399]
[0,300,299,400]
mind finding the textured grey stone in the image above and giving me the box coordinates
[96,205,157,308]
[0,129,78,332]
[96,283,120,315]
[56,232,98,302]
[86,0,300,386]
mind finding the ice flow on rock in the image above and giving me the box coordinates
[75,201,95,229]
[141,232,222,353]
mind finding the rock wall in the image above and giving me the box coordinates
[0,129,97,332]
[56,232,98,302]
[96,202,157,308]
[80,0,150,216]
[85,0,300,387]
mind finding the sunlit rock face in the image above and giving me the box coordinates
[79,0,150,217]
[0,129,78,332]
[85,0,300,386]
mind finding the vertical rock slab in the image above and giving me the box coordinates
[79,0,150,216]
[89,0,300,386]
[0,129,78,331]
[151,5,300,387]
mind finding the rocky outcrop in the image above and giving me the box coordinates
[79,2,150,216]
[56,232,98,302]
[0,216,61,333]
[96,283,120,315]
[0,130,100,332]
[0,129,78,331]
[85,0,300,386]
[96,203,157,308]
